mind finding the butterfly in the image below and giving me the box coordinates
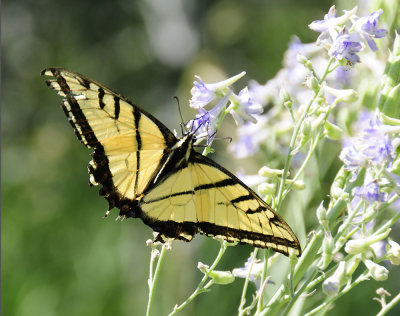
[41,68,301,256]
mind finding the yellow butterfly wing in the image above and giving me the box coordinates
[42,68,301,256]
[41,68,177,211]
[141,152,301,256]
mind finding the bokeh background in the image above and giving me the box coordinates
[3,0,399,315]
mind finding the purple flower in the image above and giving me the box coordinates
[329,31,362,64]
[309,5,338,42]
[229,87,263,125]
[190,76,216,108]
[340,114,395,178]
[189,72,246,109]
[188,93,230,144]
[353,181,388,203]
[309,6,357,44]
[355,9,388,51]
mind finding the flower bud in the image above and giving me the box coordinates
[364,259,389,281]
[279,88,291,103]
[387,240,400,265]
[345,229,391,255]
[300,118,312,144]
[258,166,284,177]
[323,84,358,103]
[297,53,309,65]
[330,167,351,200]
[316,202,329,231]
[208,270,235,285]
[319,233,334,269]
[322,261,346,295]
[198,262,235,284]
[306,76,320,92]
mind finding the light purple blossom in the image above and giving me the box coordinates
[189,72,246,109]
[353,181,388,203]
[329,31,362,64]
[190,76,216,108]
[229,87,263,125]
[309,6,357,45]
[188,93,230,144]
[232,257,270,289]
[340,115,395,176]
[355,9,388,51]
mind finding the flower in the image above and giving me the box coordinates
[353,180,388,203]
[354,9,388,51]
[189,72,246,108]
[229,87,263,125]
[329,30,363,64]
[188,93,230,144]
[340,114,395,178]
[309,6,357,45]
[232,255,280,289]
[364,259,389,281]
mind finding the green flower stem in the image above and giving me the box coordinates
[377,292,400,316]
[275,57,335,212]
[262,229,324,316]
[146,245,168,316]
[168,241,228,316]
[238,249,259,316]
[257,249,271,312]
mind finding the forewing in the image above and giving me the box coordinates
[41,68,177,211]
[140,152,301,256]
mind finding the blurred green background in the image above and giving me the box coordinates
[3,0,399,315]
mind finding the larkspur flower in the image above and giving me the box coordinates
[340,114,395,177]
[353,180,388,203]
[329,30,363,64]
[309,6,357,45]
[354,9,388,51]
[229,87,263,125]
[232,255,278,289]
[189,72,246,109]
[232,259,264,289]
[188,93,230,144]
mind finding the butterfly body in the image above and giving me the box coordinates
[42,68,301,256]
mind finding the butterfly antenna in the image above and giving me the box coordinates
[173,96,188,135]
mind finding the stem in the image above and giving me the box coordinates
[238,249,259,316]
[275,58,335,212]
[377,292,400,316]
[168,242,228,316]
[146,245,168,316]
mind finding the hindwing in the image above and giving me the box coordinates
[140,152,301,256]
